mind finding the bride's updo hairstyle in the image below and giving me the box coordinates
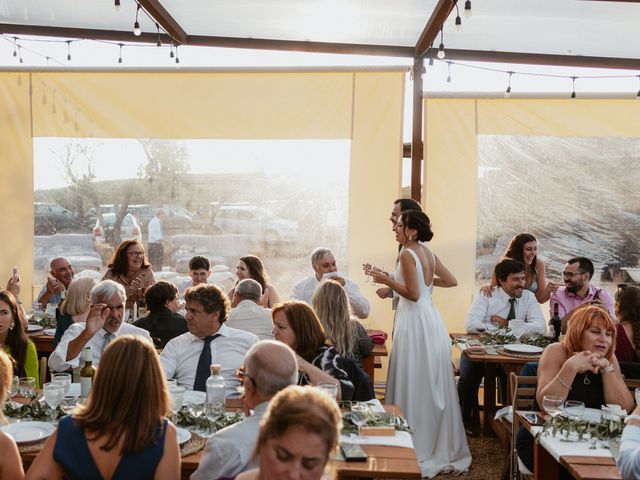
[401,210,434,242]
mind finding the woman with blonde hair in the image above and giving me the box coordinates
[0,350,24,479]
[52,277,97,348]
[516,305,633,472]
[236,386,342,480]
[312,280,373,365]
[27,335,180,480]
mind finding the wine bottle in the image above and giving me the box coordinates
[80,347,96,398]
[550,303,562,342]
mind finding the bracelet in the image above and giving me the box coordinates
[557,376,572,390]
[602,364,615,373]
[625,414,640,424]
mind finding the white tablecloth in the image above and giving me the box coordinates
[534,426,614,461]
[339,430,414,448]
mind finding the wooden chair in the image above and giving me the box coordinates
[509,371,538,480]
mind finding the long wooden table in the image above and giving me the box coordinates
[361,342,388,384]
[451,333,541,436]
[29,332,54,354]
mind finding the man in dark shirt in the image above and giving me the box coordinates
[134,281,188,348]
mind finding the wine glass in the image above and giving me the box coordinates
[169,386,186,415]
[348,402,370,438]
[52,373,72,395]
[18,377,36,400]
[564,400,585,421]
[316,383,338,401]
[542,395,564,419]
[43,382,64,421]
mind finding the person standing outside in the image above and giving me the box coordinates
[147,208,167,272]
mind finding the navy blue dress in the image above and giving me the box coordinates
[53,415,168,480]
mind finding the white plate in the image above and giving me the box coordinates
[183,390,206,406]
[43,328,57,336]
[1,421,55,444]
[27,324,44,333]
[176,427,192,445]
[503,344,543,354]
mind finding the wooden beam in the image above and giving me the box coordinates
[138,0,188,44]
[415,0,455,56]
[411,56,424,202]
[431,48,640,71]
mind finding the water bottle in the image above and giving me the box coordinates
[205,364,225,420]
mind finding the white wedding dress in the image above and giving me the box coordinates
[385,248,471,478]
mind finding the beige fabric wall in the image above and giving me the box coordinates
[424,98,640,333]
[1,70,404,335]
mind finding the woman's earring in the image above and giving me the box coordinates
[9,320,15,330]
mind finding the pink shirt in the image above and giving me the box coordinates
[549,283,614,318]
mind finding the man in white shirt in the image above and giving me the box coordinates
[458,258,545,436]
[147,208,166,272]
[291,247,370,319]
[36,256,75,308]
[191,340,298,480]
[161,284,258,393]
[227,279,274,340]
[49,280,152,372]
[176,256,212,297]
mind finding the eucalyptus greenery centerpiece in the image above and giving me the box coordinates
[477,328,553,348]
[175,406,244,432]
[340,402,413,435]
[3,401,63,421]
[535,413,624,443]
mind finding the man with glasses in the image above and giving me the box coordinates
[191,340,298,480]
[550,256,614,332]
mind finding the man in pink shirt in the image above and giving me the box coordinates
[549,256,614,332]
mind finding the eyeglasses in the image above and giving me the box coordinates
[562,271,585,278]
[236,367,256,388]
[127,251,145,257]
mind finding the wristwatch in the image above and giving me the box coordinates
[625,414,640,424]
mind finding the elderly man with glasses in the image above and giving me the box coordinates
[550,256,615,333]
[191,340,298,480]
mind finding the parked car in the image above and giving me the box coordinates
[127,204,193,234]
[92,213,142,244]
[34,202,78,235]
[211,205,298,245]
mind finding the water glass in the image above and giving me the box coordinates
[564,400,585,421]
[43,382,65,420]
[169,386,186,414]
[349,402,370,438]
[542,395,564,418]
[18,377,36,399]
[166,379,178,388]
[52,373,72,395]
[316,383,338,401]
[60,395,78,414]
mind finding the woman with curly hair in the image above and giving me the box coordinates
[0,290,38,385]
[103,239,156,310]
[614,284,640,363]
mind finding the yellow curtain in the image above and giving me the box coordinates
[424,98,640,332]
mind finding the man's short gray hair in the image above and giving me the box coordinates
[49,256,70,271]
[236,279,262,302]
[310,247,333,268]
[245,340,298,397]
[91,280,126,304]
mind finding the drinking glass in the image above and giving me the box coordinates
[316,383,338,401]
[348,402,370,438]
[18,377,36,399]
[169,386,186,414]
[52,373,72,395]
[166,379,177,388]
[635,387,640,406]
[542,395,564,418]
[564,400,585,421]
[43,382,64,420]
[60,395,78,415]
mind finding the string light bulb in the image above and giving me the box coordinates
[12,37,17,57]
[570,76,577,99]
[428,56,434,67]
[18,46,23,63]
[133,5,142,36]
[446,62,452,83]
[66,40,72,61]
[118,43,123,64]
[114,0,121,11]
[504,71,513,98]
[454,1,462,32]
[175,45,180,64]
[169,44,175,59]
[464,0,472,19]
[437,28,445,59]
[156,23,162,47]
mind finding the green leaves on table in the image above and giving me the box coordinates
[535,414,624,442]
[175,408,244,432]
[3,401,63,421]
[341,411,412,435]
[478,328,552,349]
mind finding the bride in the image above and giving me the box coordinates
[370,209,471,477]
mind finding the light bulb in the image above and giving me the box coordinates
[115,0,121,11]
[437,43,445,59]
[455,16,462,32]
[133,22,141,36]
[504,86,511,98]
[464,0,472,19]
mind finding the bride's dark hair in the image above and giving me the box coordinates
[401,210,434,242]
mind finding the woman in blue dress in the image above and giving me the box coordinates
[27,335,180,480]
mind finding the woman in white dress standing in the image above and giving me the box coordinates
[370,210,471,478]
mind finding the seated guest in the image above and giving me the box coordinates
[176,255,212,297]
[227,279,275,340]
[460,258,545,435]
[133,281,188,349]
[192,340,298,480]
[102,240,156,310]
[272,301,374,401]
[516,305,633,473]
[312,280,373,365]
[27,336,180,480]
[160,284,258,393]
[479,233,557,304]
[0,350,24,479]
[53,277,97,348]
[550,256,614,333]
[229,255,281,308]
[3,269,27,327]
[49,280,152,372]
[0,290,39,386]
[291,247,370,319]
[614,284,640,363]
[618,402,640,479]
[37,256,75,308]
[236,385,342,480]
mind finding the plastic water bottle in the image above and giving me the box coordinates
[205,364,225,420]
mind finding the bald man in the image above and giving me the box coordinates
[191,340,298,480]
[37,257,75,308]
